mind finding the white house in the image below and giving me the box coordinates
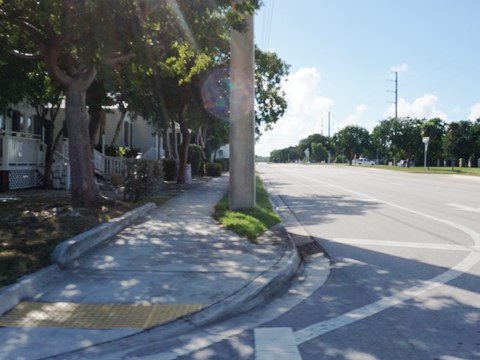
[0,103,165,191]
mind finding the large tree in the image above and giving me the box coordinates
[391,118,423,167]
[443,120,474,165]
[421,118,446,167]
[469,119,480,165]
[332,125,371,165]
[254,47,290,138]
[131,1,285,184]
[0,37,64,189]
[0,0,144,207]
[372,117,423,166]
[298,133,329,160]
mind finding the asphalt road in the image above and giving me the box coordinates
[104,164,480,360]
[254,163,480,360]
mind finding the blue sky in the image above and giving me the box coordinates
[254,0,480,156]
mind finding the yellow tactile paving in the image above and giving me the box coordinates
[0,301,205,329]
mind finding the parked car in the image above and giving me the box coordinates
[356,157,375,165]
[397,160,415,167]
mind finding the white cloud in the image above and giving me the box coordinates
[468,103,480,121]
[255,67,333,156]
[390,63,408,73]
[334,104,369,132]
[384,94,448,120]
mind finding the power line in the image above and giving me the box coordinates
[260,0,275,49]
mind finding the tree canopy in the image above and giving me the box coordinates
[270,117,480,168]
[332,125,371,165]
[0,0,269,202]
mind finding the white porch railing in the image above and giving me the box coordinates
[1,133,128,190]
[104,155,126,176]
[52,149,71,190]
[0,131,43,170]
[94,149,125,177]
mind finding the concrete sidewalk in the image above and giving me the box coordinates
[0,175,300,360]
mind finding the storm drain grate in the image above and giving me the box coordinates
[0,301,205,329]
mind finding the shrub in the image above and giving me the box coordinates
[163,159,177,181]
[104,145,127,157]
[334,155,348,164]
[103,145,140,158]
[215,158,229,172]
[205,163,222,177]
[123,159,163,201]
[188,144,203,175]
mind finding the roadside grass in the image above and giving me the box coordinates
[371,165,480,176]
[213,175,281,243]
[0,185,185,288]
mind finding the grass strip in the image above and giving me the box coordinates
[0,188,183,288]
[212,175,281,243]
[370,165,480,176]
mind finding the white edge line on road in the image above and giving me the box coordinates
[138,168,480,359]
[254,327,302,360]
[288,172,480,345]
[333,238,480,252]
[448,203,480,213]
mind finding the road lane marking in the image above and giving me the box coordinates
[282,172,480,345]
[294,251,480,345]
[333,238,480,252]
[254,328,302,360]
[136,168,480,359]
[448,203,480,213]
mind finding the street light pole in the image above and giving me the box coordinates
[229,10,255,210]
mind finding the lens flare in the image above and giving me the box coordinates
[201,67,230,122]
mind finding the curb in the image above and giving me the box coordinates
[52,202,156,266]
[45,224,302,359]
[0,202,156,316]
[0,265,62,316]
[186,223,301,328]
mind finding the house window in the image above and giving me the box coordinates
[12,111,21,132]
[26,115,33,133]
[19,114,25,132]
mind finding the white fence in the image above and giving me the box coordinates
[0,134,134,190]
[0,132,43,169]
[104,155,125,176]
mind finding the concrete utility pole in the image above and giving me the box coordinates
[229,10,255,210]
[388,71,398,119]
[394,71,398,119]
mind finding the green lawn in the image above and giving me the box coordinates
[213,176,281,243]
[372,165,480,176]
[0,185,185,288]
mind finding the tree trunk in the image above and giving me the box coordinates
[171,119,179,162]
[65,84,101,207]
[199,126,208,160]
[176,109,191,184]
[44,125,65,189]
[110,110,127,146]
[89,109,106,149]
[42,119,55,189]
